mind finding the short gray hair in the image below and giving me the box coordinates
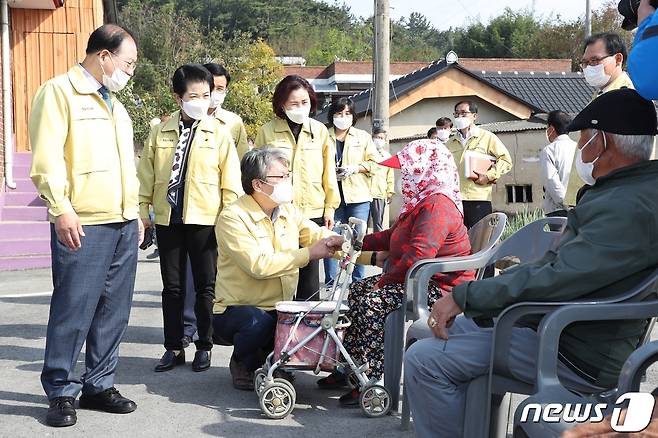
[241,146,290,195]
[609,133,655,162]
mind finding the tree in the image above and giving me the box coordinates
[115,2,284,146]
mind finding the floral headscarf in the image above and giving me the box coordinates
[393,139,463,217]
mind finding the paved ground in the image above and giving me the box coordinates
[0,252,414,438]
[1,252,656,438]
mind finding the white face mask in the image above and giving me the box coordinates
[454,116,471,130]
[436,128,451,142]
[285,105,311,125]
[100,54,131,92]
[210,91,226,109]
[545,126,553,143]
[181,98,210,121]
[261,180,293,205]
[583,64,611,89]
[333,115,353,131]
[575,131,606,186]
[373,138,386,150]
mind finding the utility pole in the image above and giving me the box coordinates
[585,0,592,38]
[373,0,390,133]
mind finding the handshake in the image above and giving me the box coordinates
[308,235,346,260]
[335,165,361,181]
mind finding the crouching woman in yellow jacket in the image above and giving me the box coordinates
[254,75,340,300]
[213,147,344,390]
[138,64,243,374]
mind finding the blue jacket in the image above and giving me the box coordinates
[629,11,658,100]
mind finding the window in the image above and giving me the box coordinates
[506,184,533,203]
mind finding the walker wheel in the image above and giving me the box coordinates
[254,368,267,396]
[259,379,296,419]
[359,384,391,418]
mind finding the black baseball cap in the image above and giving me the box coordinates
[618,0,639,31]
[567,88,658,135]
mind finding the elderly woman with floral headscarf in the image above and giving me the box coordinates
[316,139,477,406]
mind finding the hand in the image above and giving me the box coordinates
[138,218,145,246]
[308,236,343,260]
[375,251,389,268]
[54,211,85,251]
[427,294,463,340]
[473,171,491,186]
[324,216,334,230]
[325,235,345,251]
[343,165,361,178]
[141,216,153,230]
[386,195,393,205]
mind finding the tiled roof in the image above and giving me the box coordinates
[391,119,546,142]
[477,72,595,115]
[315,60,543,122]
[314,60,596,123]
[477,119,547,133]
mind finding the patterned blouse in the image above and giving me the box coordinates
[363,193,475,290]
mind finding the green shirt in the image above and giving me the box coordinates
[452,160,658,388]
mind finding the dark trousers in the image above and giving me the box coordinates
[213,306,277,371]
[369,198,386,233]
[462,200,494,278]
[183,258,197,339]
[41,221,137,400]
[296,217,324,301]
[462,200,493,229]
[156,224,217,351]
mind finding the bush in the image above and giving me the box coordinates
[500,208,545,241]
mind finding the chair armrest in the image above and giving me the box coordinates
[617,340,658,395]
[533,299,658,393]
[491,302,563,380]
[410,255,494,320]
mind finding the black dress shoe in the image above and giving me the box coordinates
[46,397,76,427]
[79,388,136,414]
[154,350,185,372]
[192,350,211,372]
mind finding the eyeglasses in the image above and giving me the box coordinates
[264,173,291,180]
[579,55,613,69]
[111,52,138,71]
[453,111,472,117]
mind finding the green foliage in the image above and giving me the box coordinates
[113,0,630,147]
[501,208,546,241]
[115,2,283,146]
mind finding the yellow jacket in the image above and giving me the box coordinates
[254,117,340,219]
[137,111,243,226]
[29,65,139,225]
[329,126,380,204]
[370,149,395,199]
[214,195,334,313]
[566,72,635,206]
[445,126,513,202]
[214,108,249,160]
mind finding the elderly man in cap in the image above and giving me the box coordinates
[403,88,658,438]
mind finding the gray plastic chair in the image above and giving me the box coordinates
[509,275,658,437]
[400,216,568,430]
[382,212,507,414]
[467,266,658,438]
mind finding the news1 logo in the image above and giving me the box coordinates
[520,392,655,432]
